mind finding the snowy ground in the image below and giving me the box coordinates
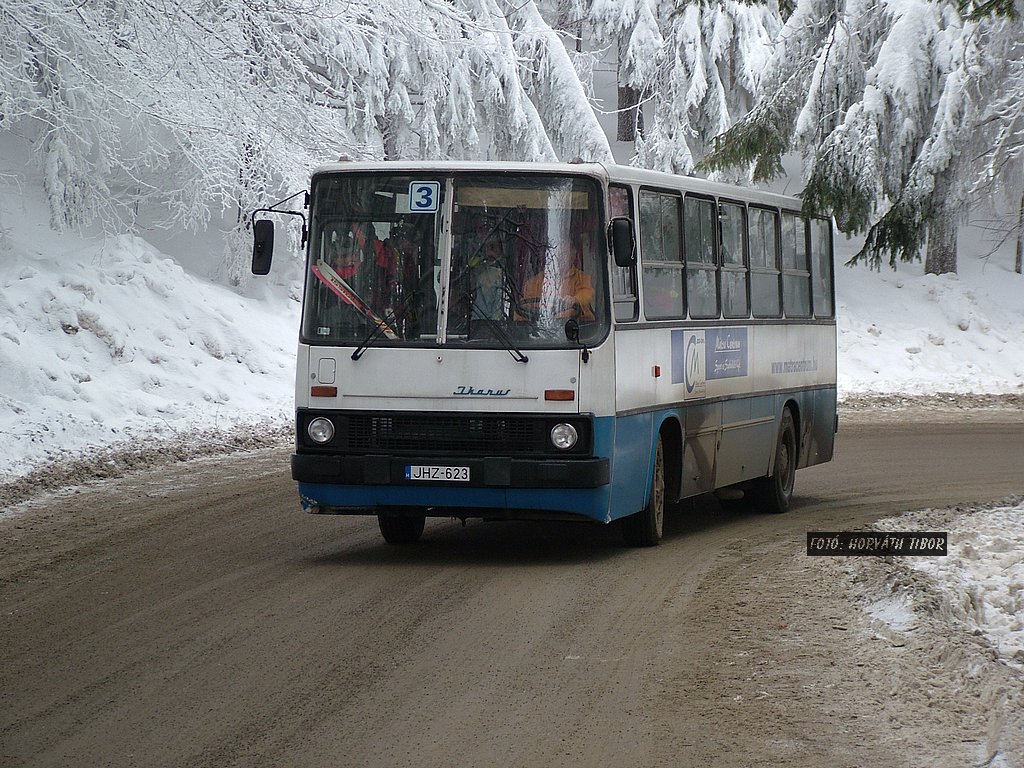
[2,146,1023,735]
[871,500,1024,671]
[0,135,302,482]
[834,239,1024,396]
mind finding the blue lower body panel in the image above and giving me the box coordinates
[297,482,613,523]
[295,415,617,523]
[606,411,654,521]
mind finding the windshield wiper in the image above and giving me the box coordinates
[350,282,424,360]
[468,298,529,364]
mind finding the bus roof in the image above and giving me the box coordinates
[308,159,805,211]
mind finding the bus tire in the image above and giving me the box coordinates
[377,511,426,544]
[622,435,665,547]
[749,408,797,514]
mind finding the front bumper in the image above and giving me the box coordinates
[291,453,610,489]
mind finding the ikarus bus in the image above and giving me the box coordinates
[251,160,837,546]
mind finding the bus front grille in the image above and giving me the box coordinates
[343,414,543,455]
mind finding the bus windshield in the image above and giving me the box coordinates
[301,172,608,350]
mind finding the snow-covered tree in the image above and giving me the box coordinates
[503,0,614,162]
[2,2,370,232]
[0,0,610,285]
[586,0,782,175]
[970,30,1024,274]
[701,0,1021,273]
[641,0,782,177]
[589,0,664,143]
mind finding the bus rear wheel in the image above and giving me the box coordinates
[377,511,426,544]
[622,435,665,547]
[749,408,797,514]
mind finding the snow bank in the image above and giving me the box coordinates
[835,253,1024,396]
[0,235,298,481]
[875,500,1024,668]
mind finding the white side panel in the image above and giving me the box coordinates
[613,329,665,414]
[749,325,837,393]
[575,340,616,418]
[614,324,837,413]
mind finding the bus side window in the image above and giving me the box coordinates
[749,207,781,318]
[684,196,719,319]
[719,201,748,318]
[609,185,638,322]
[781,212,811,318]
[640,189,684,320]
[810,217,835,318]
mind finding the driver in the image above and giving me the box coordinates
[519,240,595,321]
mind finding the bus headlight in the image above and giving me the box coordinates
[550,423,578,450]
[307,417,335,444]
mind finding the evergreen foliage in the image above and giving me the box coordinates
[960,0,1018,20]
[700,0,1021,273]
[696,110,786,183]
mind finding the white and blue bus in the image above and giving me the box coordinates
[252,161,836,546]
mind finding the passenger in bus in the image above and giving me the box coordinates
[470,237,506,322]
[382,222,418,279]
[381,222,436,337]
[325,223,388,303]
[518,240,595,321]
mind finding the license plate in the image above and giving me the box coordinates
[405,465,470,482]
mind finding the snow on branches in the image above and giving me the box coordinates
[0,0,609,252]
[701,0,1021,273]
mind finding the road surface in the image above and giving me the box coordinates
[2,410,1023,767]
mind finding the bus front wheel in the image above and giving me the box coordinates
[749,409,797,514]
[622,435,665,547]
[377,511,426,544]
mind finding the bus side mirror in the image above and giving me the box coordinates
[252,219,275,275]
[610,217,635,268]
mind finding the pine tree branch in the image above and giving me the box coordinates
[959,0,1019,21]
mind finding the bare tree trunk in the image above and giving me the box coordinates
[617,84,643,142]
[925,214,958,275]
[554,0,583,52]
[616,40,642,142]
[1016,191,1023,274]
[376,114,399,160]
